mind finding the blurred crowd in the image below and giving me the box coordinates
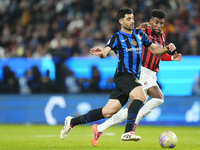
[0,0,200,94]
[0,0,200,59]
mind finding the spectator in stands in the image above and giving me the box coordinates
[0,65,19,94]
[32,42,52,58]
[50,48,69,93]
[19,70,31,95]
[88,65,101,93]
[65,66,80,94]
[40,70,53,93]
[27,66,41,93]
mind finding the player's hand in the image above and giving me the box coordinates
[138,22,149,30]
[173,51,182,61]
[166,43,176,52]
[90,47,103,56]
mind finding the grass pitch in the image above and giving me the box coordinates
[0,124,199,150]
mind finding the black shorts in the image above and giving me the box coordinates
[109,73,142,106]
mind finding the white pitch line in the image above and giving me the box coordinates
[32,132,116,137]
[105,133,115,135]
[34,135,59,137]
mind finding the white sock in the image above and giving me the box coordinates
[135,98,164,125]
[97,107,128,132]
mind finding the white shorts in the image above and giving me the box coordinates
[139,66,158,100]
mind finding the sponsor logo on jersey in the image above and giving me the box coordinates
[125,47,142,54]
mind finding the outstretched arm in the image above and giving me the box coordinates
[161,51,182,61]
[90,47,111,58]
[147,43,176,55]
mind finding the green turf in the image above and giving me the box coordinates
[0,124,199,150]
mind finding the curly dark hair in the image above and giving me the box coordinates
[117,7,133,19]
[150,9,167,19]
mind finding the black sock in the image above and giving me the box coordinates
[71,108,104,127]
[124,99,143,133]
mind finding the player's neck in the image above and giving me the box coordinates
[121,27,132,34]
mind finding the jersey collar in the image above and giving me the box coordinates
[119,30,133,37]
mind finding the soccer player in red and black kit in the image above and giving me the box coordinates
[91,9,182,145]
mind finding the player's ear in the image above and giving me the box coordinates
[150,18,154,25]
[149,19,152,25]
[119,19,123,24]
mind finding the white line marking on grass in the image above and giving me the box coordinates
[32,132,116,137]
[105,132,116,136]
[34,135,59,137]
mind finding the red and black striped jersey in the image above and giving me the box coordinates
[141,25,172,72]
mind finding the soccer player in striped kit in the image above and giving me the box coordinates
[91,9,182,145]
[60,8,176,144]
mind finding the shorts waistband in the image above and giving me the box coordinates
[141,66,157,76]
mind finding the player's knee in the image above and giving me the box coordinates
[158,94,164,100]
[159,98,164,104]
[102,109,116,118]
[102,112,114,118]
[130,93,146,102]
[155,98,164,106]
[161,95,164,101]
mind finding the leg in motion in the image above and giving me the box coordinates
[60,108,104,140]
[134,86,164,132]
[91,99,123,145]
[121,86,146,142]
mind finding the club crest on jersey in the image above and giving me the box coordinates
[144,81,148,85]
[131,40,137,46]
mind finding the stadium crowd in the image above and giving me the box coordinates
[0,0,199,94]
[0,0,200,58]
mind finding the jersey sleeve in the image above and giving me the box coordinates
[105,34,118,50]
[140,31,152,47]
[161,53,172,61]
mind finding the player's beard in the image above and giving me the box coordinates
[124,27,132,31]
[123,24,134,31]
[152,29,161,36]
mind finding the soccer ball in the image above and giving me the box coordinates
[159,131,178,148]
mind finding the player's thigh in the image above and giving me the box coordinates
[114,73,141,96]
[147,86,164,99]
[109,87,129,107]
[140,71,159,100]
[102,99,122,118]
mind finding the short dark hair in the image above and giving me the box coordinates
[117,8,133,19]
[150,9,167,19]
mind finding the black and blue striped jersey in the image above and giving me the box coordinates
[106,29,152,79]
